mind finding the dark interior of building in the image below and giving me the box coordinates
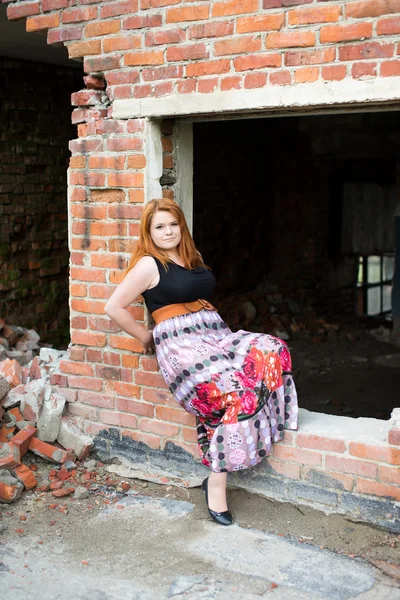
[193,113,400,420]
[0,4,82,348]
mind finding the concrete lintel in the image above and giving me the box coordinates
[113,78,400,120]
[144,118,163,203]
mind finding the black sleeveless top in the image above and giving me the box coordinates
[142,257,216,314]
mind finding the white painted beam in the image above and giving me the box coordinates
[114,78,400,120]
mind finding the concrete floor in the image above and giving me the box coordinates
[1,483,400,600]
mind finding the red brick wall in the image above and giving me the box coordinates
[0,55,82,345]
[4,0,400,513]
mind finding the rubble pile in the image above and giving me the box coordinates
[0,317,48,367]
[217,281,340,341]
[0,345,94,504]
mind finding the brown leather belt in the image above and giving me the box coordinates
[152,299,217,325]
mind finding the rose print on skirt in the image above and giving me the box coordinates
[153,309,298,473]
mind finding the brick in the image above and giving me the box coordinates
[189,20,234,39]
[0,480,23,503]
[26,13,60,31]
[29,437,70,463]
[0,443,21,469]
[70,268,105,283]
[116,397,155,417]
[142,388,174,406]
[197,78,217,93]
[89,189,125,203]
[285,48,336,66]
[124,50,164,67]
[167,5,210,23]
[326,455,378,478]
[388,428,400,445]
[60,360,93,376]
[68,376,103,391]
[378,465,400,485]
[9,425,37,457]
[0,359,22,388]
[288,5,341,26]
[377,16,400,35]
[123,14,162,29]
[140,356,159,371]
[237,15,283,35]
[139,418,179,437]
[67,403,98,421]
[155,406,196,426]
[106,137,143,152]
[167,44,208,61]
[84,55,121,73]
[176,78,197,93]
[68,40,101,59]
[107,173,144,188]
[186,59,231,77]
[8,407,24,423]
[339,42,394,61]
[48,26,83,44]
[86,20,121,37]
[142,65,183,81]
[61,7,97,24]
[110,381,141,398]
[244,72,267,88]
[42,0,68,10]
[346,0,400,19]
[352,62,377,78]
[57,416,93,461]
[234,53,281,71]
[0,424,14,443]
[322,64,347,81]
[79,391,115,409]
[129,189,145,203]
[7,2,39,20]
[146,28,186,46]
[296,434,346,453]
[355,478,400,501]
[212,0,258,17]
[123,429,160,450]
[99,410,138,429]
[272,445,322,466]
[263,0,283,6]
[134,371,168,389]
[182,427,198,443]
[349,442,400,465]
[21,381,45,422]
[320,23,373,44]
[12,464,38,490]
[296,66,319,82]
[266,31,315,49]
[104,35,142,53]
[267,458,301,479]
[215,36,261,56]
[381,60,400,76]
[100,0,138,18]
[71,205,108,220]
[52,488,75,498]
[87,286,113,300]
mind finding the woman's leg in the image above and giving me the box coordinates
[207,471,228,512]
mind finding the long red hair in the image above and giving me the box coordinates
[125,198,206,275]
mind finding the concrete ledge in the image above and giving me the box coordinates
[92,405,400,534]
[113,78,400,121]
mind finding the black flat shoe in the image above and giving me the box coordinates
[201,477,233,526]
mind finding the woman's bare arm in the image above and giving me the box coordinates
[104,256,158,352]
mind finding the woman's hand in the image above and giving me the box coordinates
[141,331,155,355]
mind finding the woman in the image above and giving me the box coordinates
[105,198,298,526]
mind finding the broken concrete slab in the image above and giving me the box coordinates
[57,416,93,461]
[0,442,20,469]
[0,375,10,400]
[20,380,46,421]
[37,390,66,442]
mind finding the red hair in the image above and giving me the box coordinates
[125,198,206,275]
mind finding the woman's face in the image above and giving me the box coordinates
[150,210,181,251]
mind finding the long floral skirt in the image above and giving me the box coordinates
[153,310,298,473]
